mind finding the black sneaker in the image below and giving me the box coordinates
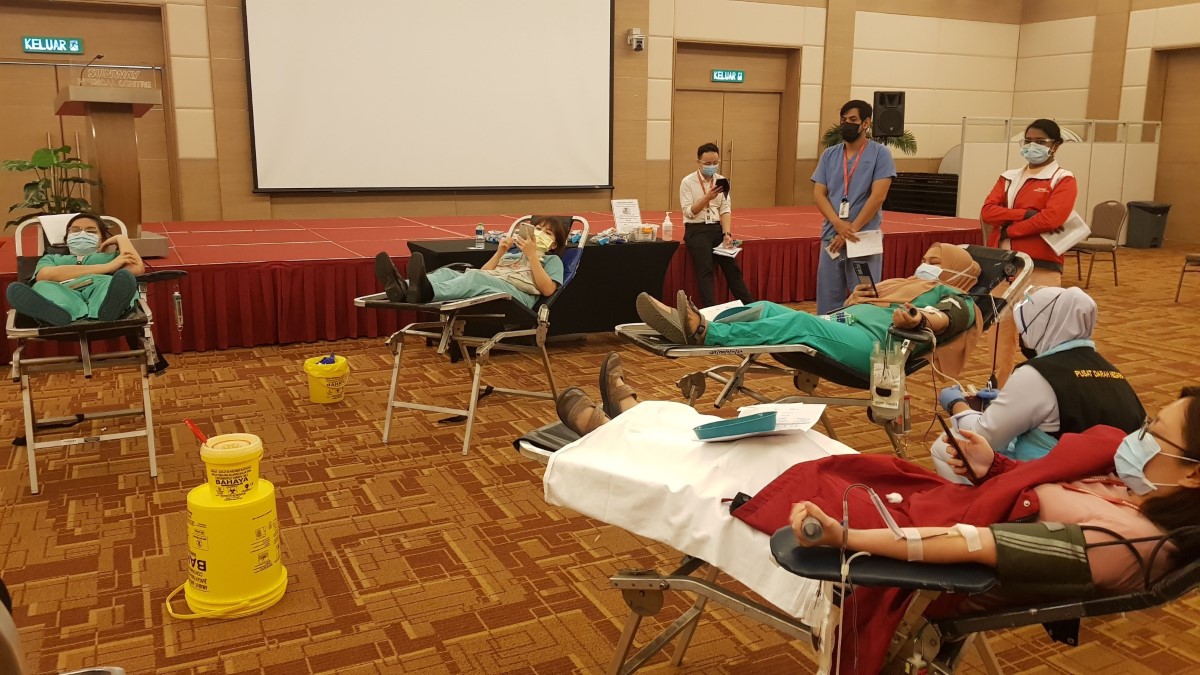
[98,269,138,321]
[407,252,433,303]
[6,283,73,326]
[374,252,407,302]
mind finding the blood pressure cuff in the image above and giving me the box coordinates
[990,522,1094,600]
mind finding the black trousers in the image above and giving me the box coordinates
[683,222,753,307]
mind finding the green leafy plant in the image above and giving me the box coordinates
[2,145,100,229]
[822,125,918,155]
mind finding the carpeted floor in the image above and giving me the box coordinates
[2,246,1199,674]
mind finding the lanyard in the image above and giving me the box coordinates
[842,145,865,201]
[696,171,717,220]
[1059,479,1141,512]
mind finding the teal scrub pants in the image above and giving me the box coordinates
[31,275,127,321]
[703,301,880,375]
[429,268,537,308]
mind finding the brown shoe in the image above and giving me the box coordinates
[556,387,610,436]
[635,292,706,344]
[599,352,637,418]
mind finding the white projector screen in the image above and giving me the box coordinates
[243,0,613,191]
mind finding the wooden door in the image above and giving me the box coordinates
[721,91,780,208]
[670,90,724,212]
[1157,49,1200,242]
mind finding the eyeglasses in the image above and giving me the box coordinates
[1137,417,1194,457]
[1022,138,1055,147]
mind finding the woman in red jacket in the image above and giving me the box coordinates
[981,118,1078,386]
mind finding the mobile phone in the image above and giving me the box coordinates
[517,223,534,241]
[64,278,93,290]
[851,260,877,296]
[715,177,730,195]
[935,413,977,481]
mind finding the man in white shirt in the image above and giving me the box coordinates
[679,142,753,307]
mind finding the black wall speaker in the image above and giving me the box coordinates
[873,91,905,139]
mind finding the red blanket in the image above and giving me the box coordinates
[733,425,1125,673]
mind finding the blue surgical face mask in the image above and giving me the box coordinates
[66,231,100,256]
[1114,430,1200,495]
[700,164,719,177]
[1020,143,1051,165]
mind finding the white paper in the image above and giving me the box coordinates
[825,244,841,260]
[737,403,827,433]
[846,230,883,258]
[1040,210,1091,255]
[611,199,643,232]
[698,300,745,322]
[712,245,742,258]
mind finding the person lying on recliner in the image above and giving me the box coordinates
[636,243,981,378]
[374,216,569,309]
[6,213,144,327]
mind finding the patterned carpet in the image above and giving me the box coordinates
[2,246,1199,674]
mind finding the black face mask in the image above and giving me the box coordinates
[1019,335,1039,361]
[840,122,863,142]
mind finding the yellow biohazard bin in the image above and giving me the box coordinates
[303,355,350,403]
[166,433,287,620]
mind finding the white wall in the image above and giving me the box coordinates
[851,12,1018,160]
[1121,3,1200,121]
[1012,16,1095,120]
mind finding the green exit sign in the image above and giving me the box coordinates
[711,69,745,83]
[23,36,84,54]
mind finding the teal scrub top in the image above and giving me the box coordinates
[843,285,975,345]
[34,251,119,279]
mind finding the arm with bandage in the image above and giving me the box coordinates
[790,501,999,564]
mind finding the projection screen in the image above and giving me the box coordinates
[243,0,613,191]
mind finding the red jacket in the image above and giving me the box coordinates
[733,425,1125,674]
[980,162,1078,267]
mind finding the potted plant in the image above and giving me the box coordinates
[2,145,101,252]
[822,126,918,155]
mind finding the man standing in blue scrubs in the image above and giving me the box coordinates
[812,100,897,314]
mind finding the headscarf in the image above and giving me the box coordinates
[1015,286,1096,354]
[850,243,983,377]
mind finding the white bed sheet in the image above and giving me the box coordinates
[544,401,856,622]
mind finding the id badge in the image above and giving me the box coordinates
[838,199,850,219]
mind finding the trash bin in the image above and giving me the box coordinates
[1125,201,1171,248]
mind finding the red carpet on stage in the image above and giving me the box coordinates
[0,208,981,362]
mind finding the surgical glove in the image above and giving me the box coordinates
[938,385,967,413]
[977,387,999,402]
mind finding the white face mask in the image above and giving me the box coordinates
[1020,143,1052,165]
[914,263,974,285]
[66,231,100,256]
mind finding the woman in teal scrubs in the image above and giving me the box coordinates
[6,214,144,326]
[636,243,982,377]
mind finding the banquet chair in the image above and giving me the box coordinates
[1174,253,1200,302]
[6,214,187,494]
[1070,200,1126,289]
[354,215,588,455]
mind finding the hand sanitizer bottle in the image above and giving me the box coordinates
[661,212,673,241]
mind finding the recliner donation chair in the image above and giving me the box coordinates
[355,215,588,455]
[616,245,1033,456]
[769,527,1200,674]
[6,214,186,494]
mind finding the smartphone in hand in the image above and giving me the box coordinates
[851,260,878,296]
[715,177,730,195]
[935,413,977,481]
[517,223,534,241]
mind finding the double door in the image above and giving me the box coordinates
[670,90,780,211]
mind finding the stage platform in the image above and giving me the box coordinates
[0,207,981,362]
